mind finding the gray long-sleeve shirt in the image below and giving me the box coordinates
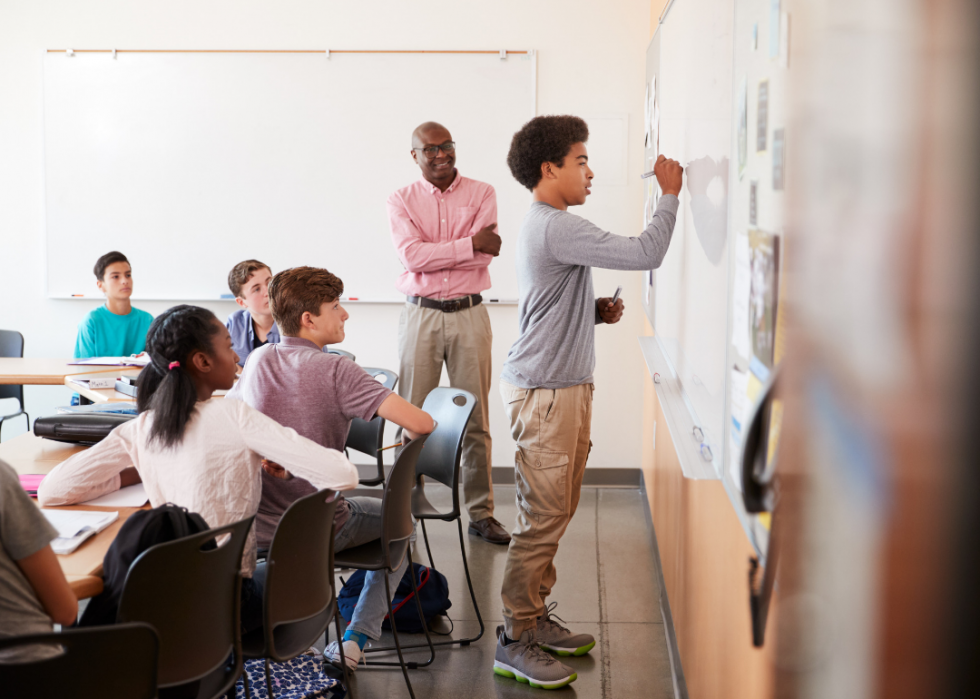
[501,195,679,389]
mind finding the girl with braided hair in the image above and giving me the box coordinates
[39,305,359,632]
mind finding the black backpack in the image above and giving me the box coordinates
[337,562,452,634]
[79,503,212,627]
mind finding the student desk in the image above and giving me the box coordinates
[0,432,143,600]
[0,358,134,386]
[65,368,143,404]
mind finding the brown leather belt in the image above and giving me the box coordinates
[407,294,483,313]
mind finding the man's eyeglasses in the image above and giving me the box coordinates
[415,142,456,158]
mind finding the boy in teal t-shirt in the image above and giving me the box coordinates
[74,251,154,359]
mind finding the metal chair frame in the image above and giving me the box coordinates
[344,367,398,486]
[0,329,29,439]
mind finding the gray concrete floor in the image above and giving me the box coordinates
[322,484,674,699]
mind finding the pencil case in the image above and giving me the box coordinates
[34,414,133,446]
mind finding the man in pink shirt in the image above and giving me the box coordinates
[387,121,510,545]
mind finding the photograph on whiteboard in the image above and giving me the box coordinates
[749,180,758,225]
[737,75,748,179]
[749,229,780,372]
[757,80,769,152]
[686,155,730,265]
[772,128,785,190]
[731,232,752,361]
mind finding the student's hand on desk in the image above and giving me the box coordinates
[471,223,501,257]
[261,459,293,480]
[597,298,625,324]
[654,154,684,197]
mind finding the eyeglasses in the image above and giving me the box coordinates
[414,142,456,158]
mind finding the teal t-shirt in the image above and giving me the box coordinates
[73,305,154,359]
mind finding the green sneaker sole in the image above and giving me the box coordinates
[493,666,578,689]
[540,640,596,657]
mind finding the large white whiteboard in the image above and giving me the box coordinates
[643,0,734,476]
[42,51,535,301]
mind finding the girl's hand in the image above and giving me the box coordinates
[261,459,292,480]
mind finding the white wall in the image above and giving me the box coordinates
[0,0,652,469]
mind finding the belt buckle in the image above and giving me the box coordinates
[443,298,462,313]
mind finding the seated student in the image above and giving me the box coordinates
[227,266,435,670]
[74,251,154,359]
[0,458,78,662]
[225,259,280,367]
[40,305,358,633]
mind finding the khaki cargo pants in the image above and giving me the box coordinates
[398,301,495,522]
[499,379,594,638]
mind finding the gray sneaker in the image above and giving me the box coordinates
[493,625,578,690]
[537,602,596,657]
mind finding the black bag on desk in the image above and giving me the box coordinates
[79,504,213,627]
[33,414,133,445]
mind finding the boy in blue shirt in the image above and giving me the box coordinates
[74,251,154,359]
[225,260,280,367]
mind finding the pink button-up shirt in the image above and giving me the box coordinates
[387,171,497,299]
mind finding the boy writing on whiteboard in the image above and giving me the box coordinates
[493,115,683,689]
[74,251,153,359]
[225,259,280,367]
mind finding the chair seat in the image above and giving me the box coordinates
[334,537,410,572]
[411,486,459,522]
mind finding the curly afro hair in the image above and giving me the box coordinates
[507,115,589,191]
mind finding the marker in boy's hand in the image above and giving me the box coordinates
[472,223,502,257]
[654,154,684,197]
[261,459,292,480]
[597,296,625,324]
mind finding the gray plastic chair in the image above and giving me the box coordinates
[345,368,398,486]
[0,622,159,698]
[0,330,28,439]
[324,348,356,362]
[118,516,254,699]
[377,387,483,653]
[242,489,346,699]
[333,433,435,699]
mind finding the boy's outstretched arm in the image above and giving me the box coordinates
[376,393,435,441]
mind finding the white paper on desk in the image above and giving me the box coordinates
[69,356,149,367]
[81,483,148,507]
[42,509,119,554]
[731,232,752,360]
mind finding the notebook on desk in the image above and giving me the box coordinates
[41,509,119,554]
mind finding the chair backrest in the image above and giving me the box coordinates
[380,432,430,568]
[345,368,399,473]
[118,516,253,688]
[416,388,477,497]
[324,348,356,362]
[263,489,338,657]
[0,622,158,699]
[0,330,24,404]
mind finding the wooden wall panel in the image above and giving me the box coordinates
[641,342,775,699]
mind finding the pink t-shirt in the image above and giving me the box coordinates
[227,337,392,548]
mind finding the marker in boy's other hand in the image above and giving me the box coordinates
[472,223,502,257]
[654,154,684,197]
[597,297,625,324]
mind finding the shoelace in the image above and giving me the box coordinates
[540,601,571,635]
[516,638,560,666]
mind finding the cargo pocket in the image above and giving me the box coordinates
[515,446,569,517]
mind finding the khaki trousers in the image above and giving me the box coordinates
[499,380,593,638]
[398,301,495,521]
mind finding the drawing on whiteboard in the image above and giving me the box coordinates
[757,80,769,152]
[749,230,780,373]
[738,75,748,179]
[686,155,730,265]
